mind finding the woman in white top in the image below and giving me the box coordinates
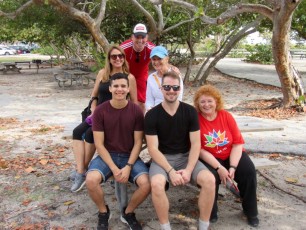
[145,46,184,111]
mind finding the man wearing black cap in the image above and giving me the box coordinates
[120,23,155,112]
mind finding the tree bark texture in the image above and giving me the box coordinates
[271,0,303,107]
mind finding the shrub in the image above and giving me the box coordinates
[244,44,274,64]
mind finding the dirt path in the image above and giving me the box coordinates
[0,67,305,229]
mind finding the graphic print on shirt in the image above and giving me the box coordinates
[203,129,229,149]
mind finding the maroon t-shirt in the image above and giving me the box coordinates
[92,101,144,154]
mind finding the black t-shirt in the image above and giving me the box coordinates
[144,102,199,155]
[98,80,112,105]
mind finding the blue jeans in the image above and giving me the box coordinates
[87,152,148,184]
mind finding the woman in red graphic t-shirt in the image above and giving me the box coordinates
[193,85,259,228]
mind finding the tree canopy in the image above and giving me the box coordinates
[0,0,305,109]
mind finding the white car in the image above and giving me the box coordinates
[0,46,17,55]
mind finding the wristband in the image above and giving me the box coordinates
[91,96,98,101]
[215,165,221,171]
[230,165,237,170]
[167,167,174,175]
[126,163,134,169]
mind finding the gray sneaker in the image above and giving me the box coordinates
[70,172,86,192]
[69,170,77,181]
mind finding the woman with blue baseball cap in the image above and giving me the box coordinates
[145,45,184,112]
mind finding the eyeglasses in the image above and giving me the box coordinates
[162,85,180,91]
[135,52,140,63]
[110,54,124,60]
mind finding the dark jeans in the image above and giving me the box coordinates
[201,152,258,218]
[72,121,94,143]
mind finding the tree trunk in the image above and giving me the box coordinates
[194,20,260,85]
[184,40,195,83]
[47,0,110,51]
[272,2,303,108]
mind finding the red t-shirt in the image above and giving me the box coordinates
[198,110,244,160]
[120,40,155,103]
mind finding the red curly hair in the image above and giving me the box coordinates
[193,85,224,112]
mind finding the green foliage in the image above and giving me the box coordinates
[296,95,305,106]
[89,42,105,72]
[244,44,273,64]
[292,0,306,40]
[35,46,55,56]
[101,0,148,43]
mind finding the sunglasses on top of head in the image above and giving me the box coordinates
[162,85,180,91]
[110,54,124,60]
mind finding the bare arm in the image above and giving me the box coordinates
[90,69,104,112]
[93,131,121,179]
[176,130,201,184]
[228,144,243,179]
[128,73,138,104]
[120,131,144,183]
[146,134,184,186]
[146,135,172,172]
[200,148,230,184]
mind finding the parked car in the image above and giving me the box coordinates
[0,46,17,55]
[9,45,31,54]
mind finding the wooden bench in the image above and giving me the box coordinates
[0,63,22,74]
[290,50,306,59]
[53,72,72,88]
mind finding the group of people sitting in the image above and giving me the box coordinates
[69,24,259,230]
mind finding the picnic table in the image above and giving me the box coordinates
[62,58,90,71]
[0,62,22,74]
[54,70,90,88]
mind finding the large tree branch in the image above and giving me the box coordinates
[129,0,157,32]
[162,18,196,34]
[0,0,34,19]
[153,4,164,32]
[96,0,107,27]
[150,0,274,22]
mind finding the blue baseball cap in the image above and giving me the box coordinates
[150,46,168,59]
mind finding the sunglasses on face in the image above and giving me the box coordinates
[162,85,180,91]
[110,54,124,60]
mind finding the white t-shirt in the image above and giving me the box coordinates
[145,71,184,111]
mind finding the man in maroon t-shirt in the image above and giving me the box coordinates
[86,73,150,229]
[120,23,155,112]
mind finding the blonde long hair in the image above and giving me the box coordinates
[102,45,130,82]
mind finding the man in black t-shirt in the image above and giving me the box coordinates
[144,71,215,230]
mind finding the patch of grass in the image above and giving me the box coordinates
[0,56,34,62]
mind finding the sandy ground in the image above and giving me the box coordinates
[0,66,306,230]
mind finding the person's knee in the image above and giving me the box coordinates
[86,171,101,190]
[136,174,151,193]
[150,175,166,194]
[198,170,215,191]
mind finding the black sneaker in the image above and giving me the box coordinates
[120,210,142,230]
[247,216,259,227]
[97,205,111,230]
